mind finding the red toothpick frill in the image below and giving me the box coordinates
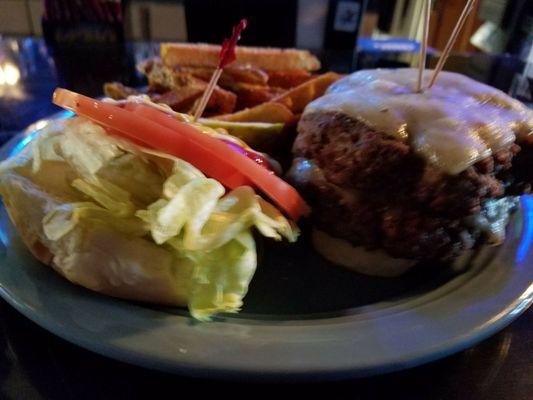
[218,18,248,69]
[193,18,248,121]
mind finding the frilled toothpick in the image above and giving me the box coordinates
[193,19,248,121]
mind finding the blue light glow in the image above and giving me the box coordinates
[8,130,39,158]
[516,196,533,264]
[62,111,74,118]
[8,111,74,158]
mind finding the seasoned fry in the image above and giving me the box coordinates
[213,102,294,124]
[204,86,238,115]
[104,82,141,100]
[224,65,270,85]
[151,87,204,111]
[140,59,237,114]
[140,59,174,92]
[109,45,331,123]
[270,72,342,113]
[182,65,269,86]
[267,70,313,89]
[136,57,157,75]
[227,83,277,109]
[149,81,236,115]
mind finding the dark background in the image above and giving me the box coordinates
[184,0,298,47]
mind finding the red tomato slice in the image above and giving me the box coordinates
[218,138,275,173]
[52,88,310,220]
[54,89,250,188]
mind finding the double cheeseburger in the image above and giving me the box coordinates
[289,68,533,276]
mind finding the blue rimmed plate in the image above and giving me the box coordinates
[0,114,531,380]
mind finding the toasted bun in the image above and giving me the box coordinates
[312,229,416,277]
[160,43,321,72]
[0,172,191,306]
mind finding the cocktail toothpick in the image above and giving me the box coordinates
[428,0,477,89]
[193,19,248,121]
[416,0,431,93]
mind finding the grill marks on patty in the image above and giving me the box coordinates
[290,111,530,260]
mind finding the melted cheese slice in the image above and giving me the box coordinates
[304,68,533,174]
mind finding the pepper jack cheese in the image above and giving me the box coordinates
[304,68,533,175]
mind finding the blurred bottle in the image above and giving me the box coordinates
[506,0,532,103]
[42,0,136,96]
[323,0,368,72]
[42,0,125,46]
[503,0,531,56]
[509,42,532,104]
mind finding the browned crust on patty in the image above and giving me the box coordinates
[289,111,530,261]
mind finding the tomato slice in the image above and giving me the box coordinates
[120,102,275,172]
[122,102,310,219]
[218,138,275,173]
[53,89,250,188]
[52,88,310,220]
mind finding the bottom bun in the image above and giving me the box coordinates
[312,228,416,277]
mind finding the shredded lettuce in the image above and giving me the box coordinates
[186,231,257,320]
[2,117,298,320]
[43,202,149,240]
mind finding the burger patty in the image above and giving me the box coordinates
[289,111,531,260]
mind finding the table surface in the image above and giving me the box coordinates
[0,37,531,398]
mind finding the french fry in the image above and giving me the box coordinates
[140,59,175,92]
[267,70,313,89]
[140,60,237,114]
[270,72,342,113]
[224,65,269,85]
[151,87,204,111]
[123,49,339,125]
[182,65,269,86]
[204,86,238,115]
[104,82,141,99]
[212,102,294,124]
[140,60,207,94]
[136,57,157,75]
[230,83,278,109]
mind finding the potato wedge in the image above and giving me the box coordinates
[151,87,204,111]
[104,82,141,100]
[182,65,269,86]
[230,83,278,109]
[267,70,312,89]
[212,102,294,124]
[270,72,342,113]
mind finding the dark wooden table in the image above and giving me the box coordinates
[0,37,531,399]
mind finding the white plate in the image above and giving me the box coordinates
[0,115,531,380]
